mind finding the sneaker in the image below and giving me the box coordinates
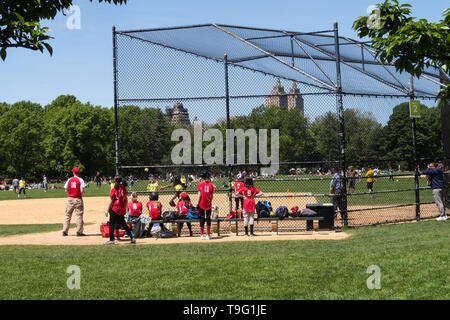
[130,238,136,244]
[244,233,249,237]
[200,235,205,240]
[442,215,448,221]
[436,216,443,221]
[205,235,210,240]
[250,233,255,237]
[62,231,68,237]
[76,232,87,237]
[104,240,116,245]
[169,200,176,207]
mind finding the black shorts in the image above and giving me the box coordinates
[367,182,374,190]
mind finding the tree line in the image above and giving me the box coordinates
[0,95,442,180]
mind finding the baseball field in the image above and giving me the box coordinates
[0,174,448,300]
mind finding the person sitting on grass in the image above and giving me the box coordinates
[160,175,185,207]
[235,177,263,237]
[176,192,193,237]
[146,192,164,236]
[104,176,135,245]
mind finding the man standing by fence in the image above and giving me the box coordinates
[420,163,447,221]
[330,167,346,223]
[62,167,86,236]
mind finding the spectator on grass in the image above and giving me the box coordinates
[104,176,135,245]
[43,175,48,192]
[419,163,447,221]
[18,178,26,199]
[330,167,346,223]
[346,166,356,193]
[366,167,375,198]
[12,178,19,193]
[95,172,102,189]
[62,167,86,237]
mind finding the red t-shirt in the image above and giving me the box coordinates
[127,201,143,217]
[65,177,84,198]
[176,200,192,216]
[146,201,162,220]
[234,181,244,193]
[238,186,261,212]
[110,186,128,215]
[197,181,215,210]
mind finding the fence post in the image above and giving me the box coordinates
[112,26,120,176]
[224,53,235,232]
[333,22,348,227]
[410,74,421,221]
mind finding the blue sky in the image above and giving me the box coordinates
[1,0,448,112]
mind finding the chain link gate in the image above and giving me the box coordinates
[112,23,444,234]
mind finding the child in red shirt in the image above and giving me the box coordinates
[233,173,245,211]
[176,192,193,237]
[146,192,164,236]
[236,177,263,236]
[105,175,135,244]
[197,170,215,240]
[127,192,142,232]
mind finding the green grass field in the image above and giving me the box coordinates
[0,220,448,300]
[0,224,92,237]
[0,174,434,205]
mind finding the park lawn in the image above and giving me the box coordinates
[0,224,91,237]
[0,175,434,206]
[0,220,448,300]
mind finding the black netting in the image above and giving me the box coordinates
[113,24,445,232]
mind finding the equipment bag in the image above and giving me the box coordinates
[186,207,200,219]
[163,211,179,222]
[299,208,317,217]
[157,226,177,238]
[132,218,147,238]
[275,206,289,220]
[100,222,125,238]
[226,211,236,219]
[255,201,272,218]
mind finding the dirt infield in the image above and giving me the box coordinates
[0,193,349,245]
[0,192,442,245]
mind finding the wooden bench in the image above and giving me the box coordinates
[223,216,325,235]
[149,219,222,236]
[150,216,325,236]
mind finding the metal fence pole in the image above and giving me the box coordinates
[410,74,421,221]
[112,26,120,176]
[224,54,233,218]
[333,22,348,226]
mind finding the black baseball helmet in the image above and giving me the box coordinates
[149,192,159,201]
[199,169,210,179]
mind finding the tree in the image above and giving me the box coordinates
[383,102,442,168]
[310,109,385,164]
[0,101,44,178]
[117,105,174,168]
[41,96,115,178]
[353,0,449,101]
[353,0,450,166]
[0,0,127,60]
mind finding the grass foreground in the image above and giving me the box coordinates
[0,220,448,300]
[0,224,88,237]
